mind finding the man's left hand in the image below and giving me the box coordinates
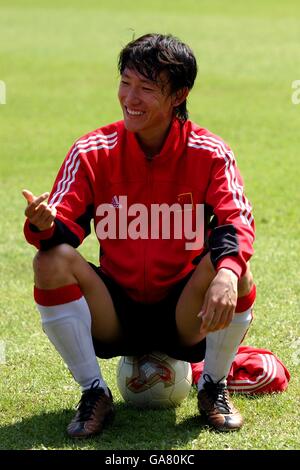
[198,268,238,334]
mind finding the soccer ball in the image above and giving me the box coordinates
[116,351,192,408]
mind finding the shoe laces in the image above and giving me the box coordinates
[202,374,231,413]
[75,379,105,422]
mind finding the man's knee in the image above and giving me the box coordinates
[33,244,77,288]
[238,264,254,297]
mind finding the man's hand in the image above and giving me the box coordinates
[198,268,238,335]
[22,189,57,231]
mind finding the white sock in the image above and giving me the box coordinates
[37,296,109,394]
[197,307,253,390]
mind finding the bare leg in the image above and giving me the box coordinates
[175,253,216,346]
[33,243,122,342]
[176,254,253,347]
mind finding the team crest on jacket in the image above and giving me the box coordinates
[177,192,194,209]
[126,355,175,393]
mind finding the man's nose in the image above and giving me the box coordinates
[125,88,141,105]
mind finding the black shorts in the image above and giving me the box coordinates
[90,264,206,363]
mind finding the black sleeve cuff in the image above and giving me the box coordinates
[39,219,80,250]
[209,224,239,269]
[29,223,41,233]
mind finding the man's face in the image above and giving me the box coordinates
[118,67,175,136]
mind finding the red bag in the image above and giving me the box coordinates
[191,345,290,394]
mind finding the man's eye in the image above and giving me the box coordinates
[121,80,129,85]
[142,87,154,91]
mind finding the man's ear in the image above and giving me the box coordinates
[172,87,189,107]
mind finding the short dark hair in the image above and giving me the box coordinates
[118,33,198,122]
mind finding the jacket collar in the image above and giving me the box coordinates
[126,118,188,164]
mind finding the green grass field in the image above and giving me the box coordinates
[0,0,299,450]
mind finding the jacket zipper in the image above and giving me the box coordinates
[144,159,153,303]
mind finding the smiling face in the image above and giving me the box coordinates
[118,67,180,147]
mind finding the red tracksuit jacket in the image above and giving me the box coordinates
[24,118,255,303]
[191,346,290,394]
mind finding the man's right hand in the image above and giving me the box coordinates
[22,189,57,231]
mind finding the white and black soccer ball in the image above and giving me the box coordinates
[116,351,192,408]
